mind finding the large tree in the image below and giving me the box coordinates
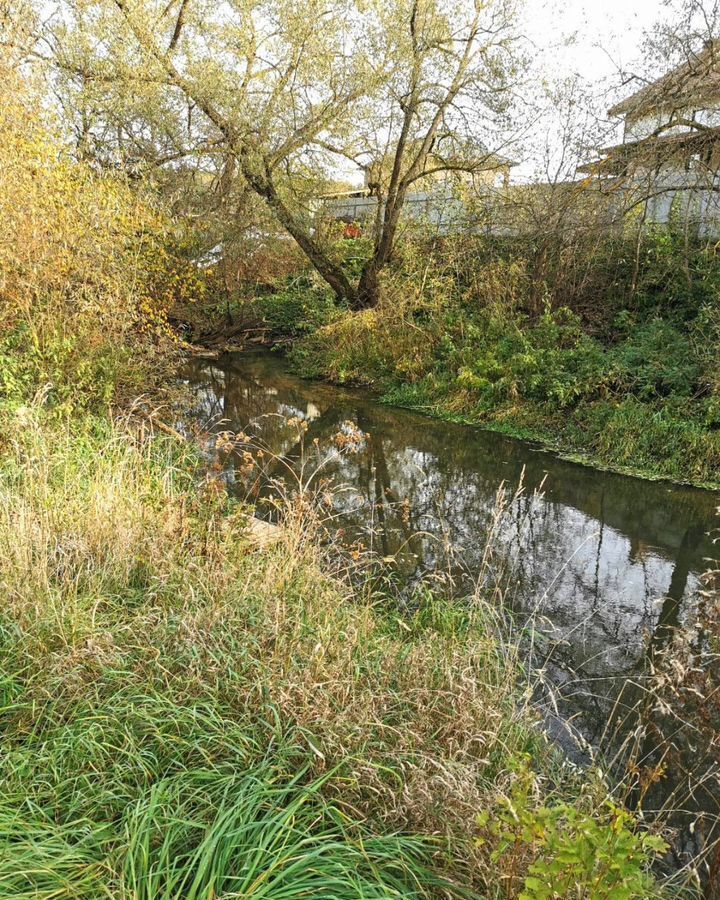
[48,0,522,309]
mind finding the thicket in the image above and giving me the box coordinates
[0,63,207,410]
[266,229,720,486]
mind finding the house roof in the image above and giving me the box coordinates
[602,124,720,155]
[422,151,517,171]
[577,124,720,175]
[317,187,370,200]
[366,147,517,180]
[608,39,720,118]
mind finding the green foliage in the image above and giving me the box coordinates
[0,324,136,409]
[0,63,197,410]
[634,226,720,319]
[441,309,706,412]
[478,758,667,900]
[290,308,398,383]
[122,765,441,900]
[286,229,720,486]
[447,308,610,409]
[573,397,720,478]
[612,318,702,399]
[252,276,342,339]
[333,236,374,281]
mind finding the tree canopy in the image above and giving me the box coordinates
[45,0,523,307]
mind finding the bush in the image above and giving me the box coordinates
[0,62,204,409]
[612,319,703,399]
[479,756,666,899]
[634,226,720,320]
[250,275,342,339]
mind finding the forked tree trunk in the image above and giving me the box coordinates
[355,262,380,310]
[353,197,405,310]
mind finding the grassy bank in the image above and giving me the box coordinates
[0,401,672,898]
[226,234,720,489]
[0,57,693,899]
[290,305,720,489]
[293,309,720,488]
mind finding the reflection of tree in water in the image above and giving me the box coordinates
[181,353,717,726]
[179,353,720,869]
[602,523,720,872]
[357,412,413,563]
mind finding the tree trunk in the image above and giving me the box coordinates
[354,195,405,310]
[240,163,359,307]
[355,262,380,310]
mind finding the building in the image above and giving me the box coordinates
[580,40,720,232]
[317,151,516,234]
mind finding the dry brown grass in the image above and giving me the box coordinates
[0,403,675,896]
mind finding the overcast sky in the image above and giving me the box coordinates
[524,0,677,84]
[509,0,675,178]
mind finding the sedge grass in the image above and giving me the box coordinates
[0,401,671,897]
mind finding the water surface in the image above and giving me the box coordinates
[181,351,718,748]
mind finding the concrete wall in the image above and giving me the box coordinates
[320,172,720,238]
[318,189,470,234]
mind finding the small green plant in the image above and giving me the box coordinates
[478,757,667,899]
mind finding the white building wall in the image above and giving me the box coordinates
[319,189,473,234]
[625,102,720,141]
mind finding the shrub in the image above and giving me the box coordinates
[634,226,720,320]
[612,319,703,399]
[250,275,342,339]
[0,61,202,408]
[431,308,609,410]
[479,756,666,899]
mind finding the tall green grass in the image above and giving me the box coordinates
[0,402,669,897]
[122,766,446,899]
[291,305,720,487]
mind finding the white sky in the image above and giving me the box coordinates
[523,0,664,84]
[510,0,675,178]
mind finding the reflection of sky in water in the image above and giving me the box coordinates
[179,353,718,738]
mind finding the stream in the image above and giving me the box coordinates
[180,350,720,863]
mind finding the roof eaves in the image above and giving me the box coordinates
[607,40,720,118]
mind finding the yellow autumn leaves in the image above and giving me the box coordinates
[0,59,208,405]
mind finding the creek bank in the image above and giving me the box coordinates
[0,401,676,898]
[186,320,720,492]
[372,396,720,491]
[179,350,720,885]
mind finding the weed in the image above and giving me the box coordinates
[0,404,670,896]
